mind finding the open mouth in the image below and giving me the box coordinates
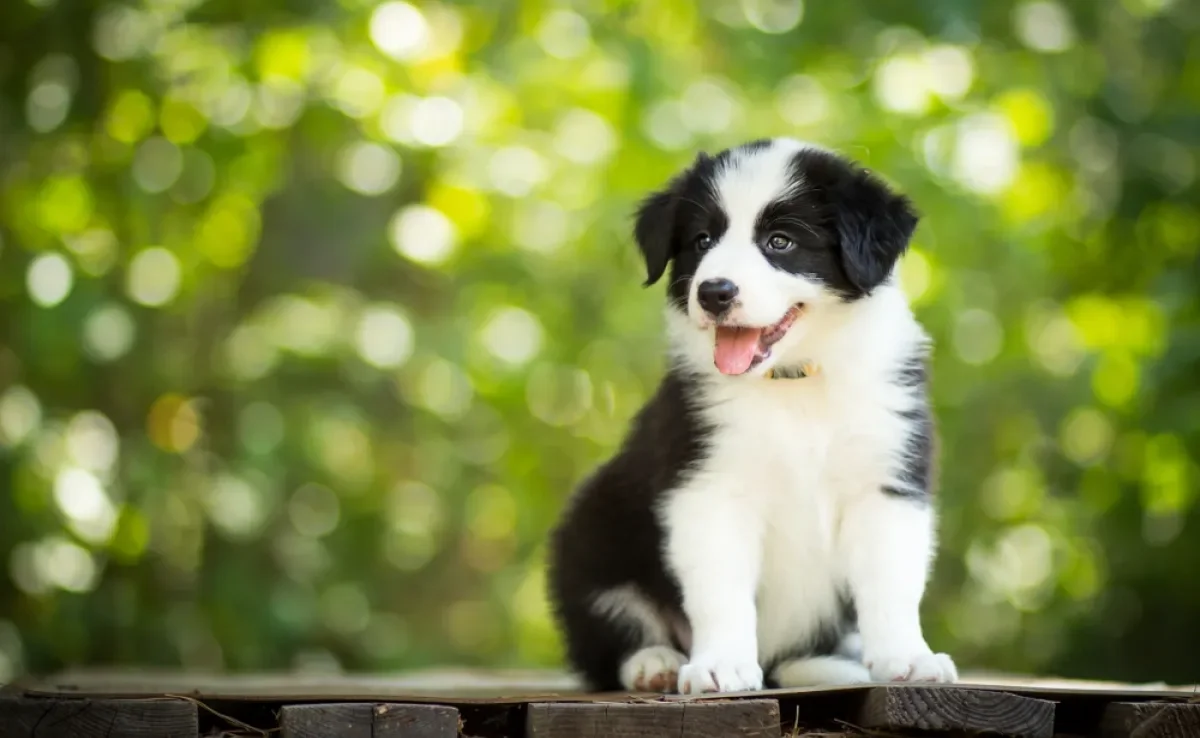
[713,304,805,376]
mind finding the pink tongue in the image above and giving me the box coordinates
[714,326,763,375]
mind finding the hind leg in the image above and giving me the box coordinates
[554,581,688,692]
[620,645,688,692]
[591,585,688,693]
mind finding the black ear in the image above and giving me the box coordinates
[633,153,710,286]
[633,186,678,286]
[832,167,919,295]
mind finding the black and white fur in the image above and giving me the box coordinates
[547,139,957,694]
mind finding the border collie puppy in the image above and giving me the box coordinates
[547,139,957,694]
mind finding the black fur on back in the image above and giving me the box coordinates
[546,370,708,690]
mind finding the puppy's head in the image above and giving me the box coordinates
[634,139,918,377]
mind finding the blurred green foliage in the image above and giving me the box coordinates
[0,0,1198,684]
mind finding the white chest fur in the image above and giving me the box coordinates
[687,370,908,663]
[657,284,953,695]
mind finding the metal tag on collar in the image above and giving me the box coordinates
[767,361,820,380]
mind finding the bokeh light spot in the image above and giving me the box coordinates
[26,253,73,308]
[414,359,474,420]
[488,146,548,197]
[65,228,118,277]
[27,81,71,133]
[132,136,184,193]
[207,474,273,540]
[197,194,261,269]
[953,114,1019,194]
[389,205,457,266]
[126,247,181,307]
[93,5,152,61]
[337,141,401,196]
[370,2,429,61]
[775,75,830,127]
[0,387,42,447]
[1092,352,1139,407]
[537,10,591,59]
[160,96,207,144]
[996,88,1055,147]
[410,97,464,147]
[37,178,92,236]
[480,307,544,367]
[742,0,804,33]
[332,68,387,119]
[643,100,692,151]
[553,108,617,165]
[105,90,155,143]
[64,410,119,473]
[1059,407,1115,466]
[1014,1,1076,53]
[923,45,974,101]
[512,200,569,253]
[874,55,931,116]
[385,481,443,571]
[53,467,118,544]
[222,324,280,382]
[681,79,738,135]
[356,304,415,369]
[147,394,201,453]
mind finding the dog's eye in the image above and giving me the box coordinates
[694,234,714,251]
[767,234,795,252]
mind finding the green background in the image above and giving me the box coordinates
[1,0,1197,684]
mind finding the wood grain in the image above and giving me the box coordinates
[373,702,459,738]
[279,702,459,738]
[0,696,197,738]
[281,703,372,738]
[526,699,780,737]
[858,686,1054,738]
[1101,701,1200,738]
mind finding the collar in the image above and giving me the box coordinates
[765,360,821,380]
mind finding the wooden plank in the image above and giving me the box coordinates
[0,696,197,738]
[526,699,780,737]
[858,686,1054,738]
[279,702,460,738]
[21,668,1196,703]
[1101,701,1200,738]
[373,702,459,738]
[281,703,372,738]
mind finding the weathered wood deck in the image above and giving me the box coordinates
[1,669,1197,737]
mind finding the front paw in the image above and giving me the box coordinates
[678,655,763,695]
[867,650,958,683]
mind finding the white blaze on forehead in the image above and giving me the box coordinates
[713,140,802,221]
[710,138,825,225]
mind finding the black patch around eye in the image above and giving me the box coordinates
[663,165,728,308]
[786,148,918,298]
[751,193,852,288]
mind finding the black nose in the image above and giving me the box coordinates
[697,278,738,315]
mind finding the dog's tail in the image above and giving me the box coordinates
[770,631,869,687]
[770,655,870,687]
